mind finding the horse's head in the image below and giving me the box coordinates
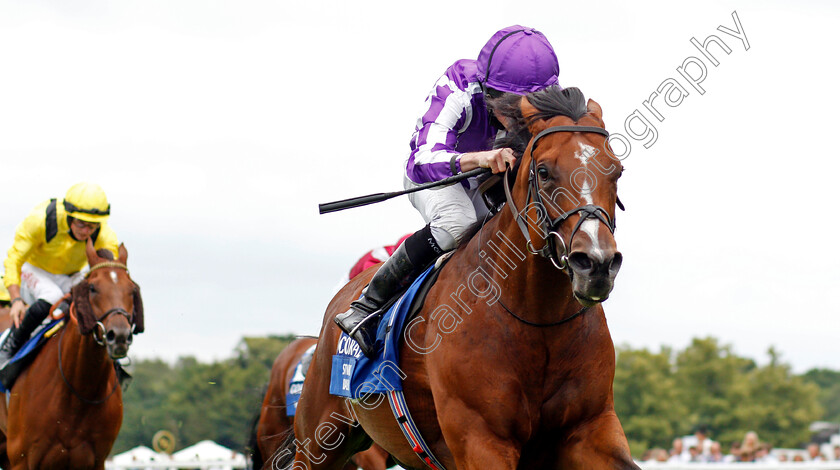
[514,87,623,306]
[71,240,144,359]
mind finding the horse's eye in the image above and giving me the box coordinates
[537,167,550,180]
[89,284,97,295]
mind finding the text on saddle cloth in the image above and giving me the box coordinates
[285,343,317,417]
[329,264,437,399]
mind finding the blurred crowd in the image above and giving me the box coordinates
[640,428,840,464]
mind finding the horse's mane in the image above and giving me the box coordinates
[525,86,588,123]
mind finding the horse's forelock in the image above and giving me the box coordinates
[95,249,115,261]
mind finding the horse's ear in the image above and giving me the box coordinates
[520,96,549,135]
[71,281,97,335]
[118,243,128,265]
[85,239,99,264]
[587,99,603,120]
[132,283,144,334]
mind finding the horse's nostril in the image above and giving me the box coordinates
[610,252,623,273]
[568,252,594,273]
[106,330,116,342]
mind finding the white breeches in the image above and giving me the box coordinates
[405,176,490,251]
[19,263,86,305]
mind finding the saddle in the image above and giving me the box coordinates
[329,253,450,398]
[0,318,65,392]
[329,255,452,470]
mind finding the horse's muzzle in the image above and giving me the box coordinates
[105,325,133,359]
[568,251,623,306]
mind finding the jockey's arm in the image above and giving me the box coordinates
[6,284,25,327]
[458,148,516,174]
[4,209,40,294]
[409,78,516,183]
[7,285,21,301]
[5,211,41,327]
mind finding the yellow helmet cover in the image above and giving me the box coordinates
[64,182,110,223]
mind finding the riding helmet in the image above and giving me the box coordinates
[476,25,560,95]
[64,182,111,223]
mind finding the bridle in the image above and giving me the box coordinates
[57,260,134,405]
[504,125,620,271]
[83,261,138,346]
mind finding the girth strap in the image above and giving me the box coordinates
[388,390,447,470]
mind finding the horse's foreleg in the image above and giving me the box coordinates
[350,444,389,470]
[438,406,521,470]
[447,428,521,470]
[556,411,640,470]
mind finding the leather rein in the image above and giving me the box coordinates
[503,125,620,271]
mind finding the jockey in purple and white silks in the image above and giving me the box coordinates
[336,26,561,356]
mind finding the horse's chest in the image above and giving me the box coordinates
[38,443,98,469]
[534,362,614,430]
[15,428,100,469]
[31,410,114,467]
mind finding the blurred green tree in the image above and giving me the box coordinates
[613,345,688,456]
[112,334,296,454]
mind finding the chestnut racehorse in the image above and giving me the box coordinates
[286,87,639,469]
[0,241,144,469]
[252,337,391,470]
[0,306,10,336]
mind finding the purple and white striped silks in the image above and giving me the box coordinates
[406,59,499,185]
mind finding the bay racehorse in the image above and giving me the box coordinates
[0,240,144,469]
[286,86,638,469]
[252,336,391,470]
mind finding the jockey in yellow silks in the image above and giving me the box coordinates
[0,183,119,366]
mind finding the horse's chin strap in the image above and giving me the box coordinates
[503,125,617,271]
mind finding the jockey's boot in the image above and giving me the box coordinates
[0,299,52,368]
[335,226,443,357]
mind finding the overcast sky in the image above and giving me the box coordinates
[1,0,837,373]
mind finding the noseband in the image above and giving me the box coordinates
[504,125,617,270]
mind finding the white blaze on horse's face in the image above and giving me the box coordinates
[575,142,605,263]
[546,131,622,307]
[110,271,118,285]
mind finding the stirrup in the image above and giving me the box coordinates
[342,309,382,357]
[346,309,381,338]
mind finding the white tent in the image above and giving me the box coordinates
[171,441,245,469]
[111,445,169,465]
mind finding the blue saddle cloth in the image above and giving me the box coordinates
[285,343,316,417]
[0,319,64,393]
[329,265,436,399]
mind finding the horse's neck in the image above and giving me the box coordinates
[462,208,580,323]
[58,321,114,398]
